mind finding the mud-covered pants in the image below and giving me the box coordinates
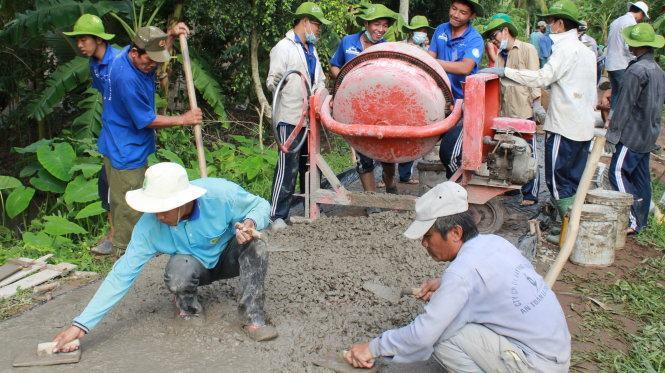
[164,239,269,325]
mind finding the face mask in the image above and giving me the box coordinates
[499,39,508,51]
[412,32,427,45]
[305,23,318,44]
[364,30,381,44]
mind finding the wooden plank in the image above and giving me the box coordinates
[0,263,76,299]
[0,255,52,287]
[0,263,21,282]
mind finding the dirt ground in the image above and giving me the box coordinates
[1,133,662,372]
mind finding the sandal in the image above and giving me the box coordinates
[243,324,278,342]
[520,200,537,207]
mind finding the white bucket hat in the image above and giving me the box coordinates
[404,181,468,239]
[125,162,207,213]
[628,1,649,19]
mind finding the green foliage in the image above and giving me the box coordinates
[75,201,106,219]
[0,0,130,45]
[5,186,35,218]
[36,141,76,181]
[0,176,22,190]
[177,54,228,124]
[71,88,103,139]
[63,175,98,204]
[43,215,87,235]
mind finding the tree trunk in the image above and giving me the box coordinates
[399,0,409,23]
[250,29,272,119]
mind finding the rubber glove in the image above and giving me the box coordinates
[478,67,505,77]
[532,100,547,124]
[604,141,616,154]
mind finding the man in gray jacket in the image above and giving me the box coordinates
[266,2,330,230]
[345,181,571,372]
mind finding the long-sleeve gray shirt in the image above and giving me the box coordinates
[369,234,570,371]
[607,52,665,153]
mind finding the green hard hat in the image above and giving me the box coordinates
[540,0,581,25]
[482,13,518,38]
[63,14,114,40]
[293,2,332,25]
[621,23,665,48]
[356,3,397,26]
[402,15,434,33]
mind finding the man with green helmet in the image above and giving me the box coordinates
[403,16,434,51]
[482,13,543,206]
[64,14,118,255]
[480,0,597,220]
[606,23,664,234]
[330,3,400,206]
[266,2,330,230]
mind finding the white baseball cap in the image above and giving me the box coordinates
[125,162,207,213]
[628,1,649,19]
[404,181,469,239]
[537,20,547,27]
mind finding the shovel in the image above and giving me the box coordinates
[362,281,420,303]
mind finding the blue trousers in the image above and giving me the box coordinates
[609,143,651,231]
[398,162,414,181]
[269,123,307,221]
[608,69,625,110]
[544,132,590,200]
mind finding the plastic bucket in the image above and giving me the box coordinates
[585,189,633,249]
[570,204,617,267]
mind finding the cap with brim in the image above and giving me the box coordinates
[356,4,397,26]
[628,1,650,20]
[292,1,332,25]
[132,26,171,63]
[125,162,207,213]
[402,15,434,33]
[621,23,665,48]
[482,14,518,38]
[403,181,469,239]
[64,14,114,40]
[539,0,581,25]
[537,20,547,27]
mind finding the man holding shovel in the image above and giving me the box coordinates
[345,181,571,371]
[99,24,202,256]
[480,0,596,220]
[52,162,277,351]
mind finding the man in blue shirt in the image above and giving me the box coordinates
[330,4,400,204]
[99,25,202,256]
[539,25,554,66]
[64,14,119,255]
[52,162,277,351]
[428,0,484,178]
[344,182,570,372]
[530,20,547,66]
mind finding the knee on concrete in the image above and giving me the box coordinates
[164,254,201,293]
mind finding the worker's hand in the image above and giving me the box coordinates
[604,141,616,154]
[415,278,441,301]
[168,22,191,38]
[52,325,85,353]
[478,67,505,78]
[532,100,547,124]
[179,108,202,126]
[235,219,256,245]
[344,343,375,369]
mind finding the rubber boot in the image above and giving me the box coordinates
[547,196,575,244]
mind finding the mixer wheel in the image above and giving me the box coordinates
[469,197,505,233]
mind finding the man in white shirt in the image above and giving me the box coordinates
[479,0,596,218]
[344,182,571,372]
[605,1,649,108]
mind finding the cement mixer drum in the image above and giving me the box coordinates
[332,42,454,163]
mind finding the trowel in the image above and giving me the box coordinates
[13,339,81,367]
[312,351,378,373]
[234,223,296,252]
[362,281,420,303]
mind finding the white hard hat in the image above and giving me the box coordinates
[404,181,469,239]
[125,162,207,213]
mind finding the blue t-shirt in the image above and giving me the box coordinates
[330,32,386,68]
[539,32,553,60]
[429,23,484,99]
[98,46,157,170]
[90,42,120,101]
[294,34,316,83]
